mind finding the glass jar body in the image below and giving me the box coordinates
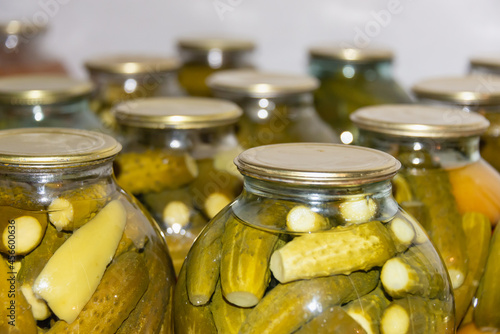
[178,49,254,97]
[114,124,243,274]
[88,70,182,130]
[309,58,411,144]
[174,177,454,333]
[0,28,66,76]
[211,92,338,148]
[0,160,175,333]
[0,99,106,132]
[357,130,500,324]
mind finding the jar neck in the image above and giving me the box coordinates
[357,129,481,169]
[117,124,239,159]
[309,57,394,81]
[232,176,399,225]
[0,159,116,207]
[88,71,178,104]
[179,49,253,69]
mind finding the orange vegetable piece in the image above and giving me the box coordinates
[458,322,498,334]
[448,160,500,226]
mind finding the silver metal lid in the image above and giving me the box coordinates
[234,143,400,185]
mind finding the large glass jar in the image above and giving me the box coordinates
[351,104,500,327]
[0,74,105,132]
[412,75,500,173]
[174,143,454,334]
[84,55,181,130]
[309,46,412,144]
[0,128,175,333]
[177,38,255,97]
[207,70,338,148]
[112,97,244,274]
[0,20,66,76]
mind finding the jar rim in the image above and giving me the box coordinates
[0,128,121,167]
[207,70,319,98]
[412,75,500,106]
[113,97,242,129]
[177,37,255,52]
[351,104,490,138]
[0,75,93,105]
[84,55,180,74]
[308,46,393,62]
[234,143,400,185]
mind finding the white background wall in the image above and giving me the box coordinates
[2,0,500,90]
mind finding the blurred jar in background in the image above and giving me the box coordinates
[0,20,66,76]
[177,38,255,97]
[112,97,243,274]
[308,46,411,144]
[470,55,500,76]
[412,75,500,172]
[84,55,181,130]
[0,74,105,131]
[207,70,338,148]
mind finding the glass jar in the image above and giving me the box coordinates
[84,55,181,130]
[0,74,105,132]
[412,75,500,173]
[0,20,66,76]
[112,97,243,274]
[177,38,255,97]
[308,46,412,144]
[0,128,175,333]
[351,104,500,326]
[174,143,454,334]
[207,70,338,148]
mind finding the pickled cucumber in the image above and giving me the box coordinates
[48,183,109,231]
[115,150,198,194]
[295,306,367,334]
[343,285,390,334]
[220,215,279,307]
[380,296,454,334]
[270,221,396,283]
[210,280,251,334]
[33,200,127,324]
[0,257,37,333]
[402,168,468,289]
[46,251,149,333]
[239,269,379,334]
[174,267,217,334]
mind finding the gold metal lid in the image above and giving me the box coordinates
[309,46,393,62]
[0,20,46,35]
[234,143,400,185]
[207,70,319,98]
[0,128,121,167]
[412,75,500,106]
[177,38,255,52]
[84,55,180,75]
[470,55,500,69]
[351,104,490,138]
[113,97,243,129]
[0,75,93,105]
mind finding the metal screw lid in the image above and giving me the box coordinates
[84,55,180,75]
[470,55,500,70]
[309,46,393,62]
[207,70,319,98]
[0,128,121,167]
[113,97,242,129]
[0,75,93,106]
[351,104,490,138]
[234,143,400,185]
[0,20,46,35]
[412,75,500,106]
